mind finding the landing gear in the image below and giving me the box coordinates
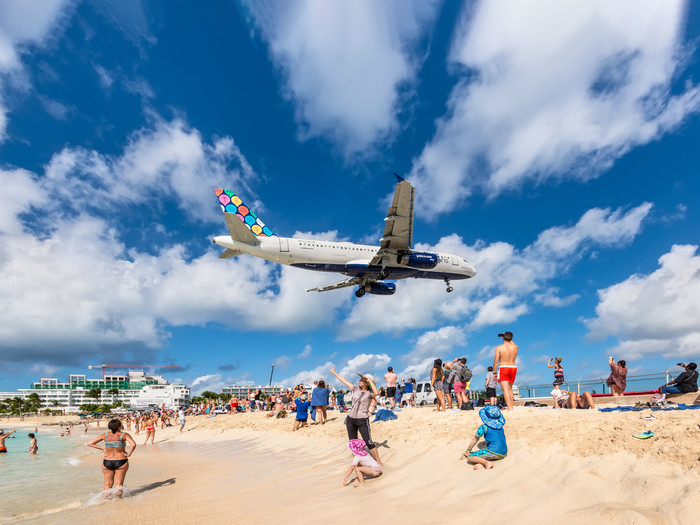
[355,287,366,298]
[444,278,454,293]
[379,268,389,279]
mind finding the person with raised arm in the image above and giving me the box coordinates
[330,364,381,466]
[606,357,627,396]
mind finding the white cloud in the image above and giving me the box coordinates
[29,364,61,377]
[280,353,391,389]
[0,117,356,364]
[339,203,651,339]
[42,117,256,223]
[586,244,700,360]
[534,288,580,308]
[190,374,225,395]
[402,326,467,364]
[244,0,440,155]
[94,64,114,90]
[297,345,312,359]
[410,0,700,215]
[0,0,71,139]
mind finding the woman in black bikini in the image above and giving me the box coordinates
[87,419,136,498]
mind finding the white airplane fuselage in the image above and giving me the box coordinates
[212,235,476,282]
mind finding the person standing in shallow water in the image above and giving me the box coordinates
[87,419,136,499]
[28,433,38,454]
[0,429,16,453]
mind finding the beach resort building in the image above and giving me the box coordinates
[4,370,190,412]
[221,384,285,399]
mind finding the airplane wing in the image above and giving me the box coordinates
[370,174,414,265]
[306,277,362,293]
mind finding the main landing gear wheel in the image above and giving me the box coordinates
[444,277,453,293]
[379,268,389,279]
[355,288,366,298]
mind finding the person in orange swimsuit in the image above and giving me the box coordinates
[0,429,16,453]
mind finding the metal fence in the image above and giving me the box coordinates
[516,367,686,399]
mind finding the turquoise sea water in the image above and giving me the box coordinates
[0,427,103,523]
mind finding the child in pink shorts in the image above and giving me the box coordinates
[343,439,382,485]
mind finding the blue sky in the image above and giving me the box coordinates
[1,1,699,394]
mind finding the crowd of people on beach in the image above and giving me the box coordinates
[2,331,696,494]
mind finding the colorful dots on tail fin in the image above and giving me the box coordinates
[214,188,275,238]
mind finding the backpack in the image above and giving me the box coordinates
[459,365,473,383]
[460,401,474,410]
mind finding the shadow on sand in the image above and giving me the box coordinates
[130,478,176,496]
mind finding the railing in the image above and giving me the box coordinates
[517,367,685,399]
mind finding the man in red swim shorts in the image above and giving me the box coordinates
[494,331,518,412]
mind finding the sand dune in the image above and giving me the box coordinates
[20,406,700,525]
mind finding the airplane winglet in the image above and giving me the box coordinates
[393,172,405,183]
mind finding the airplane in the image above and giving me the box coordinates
[212,175,476,297]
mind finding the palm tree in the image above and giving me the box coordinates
[26,393,41,413]
[86,388,102,402]
[8,396,24,415]
[201,391,219,402]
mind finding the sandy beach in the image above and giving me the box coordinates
[6,406,700,525]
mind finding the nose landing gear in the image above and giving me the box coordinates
[444,277,454,293]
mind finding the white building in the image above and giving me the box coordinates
[3,370,190,412]
[129,384,190,409]
[221,385,285,399]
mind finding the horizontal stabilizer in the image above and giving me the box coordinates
[224,212,259,245]
[218,249,242,259]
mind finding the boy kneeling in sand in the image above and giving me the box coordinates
[343,439,382,486]
[293,393,311,431]
[462,406,507,470]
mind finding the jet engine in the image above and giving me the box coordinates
[356,281,396,297]
[396,251,438,269]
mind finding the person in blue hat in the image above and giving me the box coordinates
[462,406,508,470]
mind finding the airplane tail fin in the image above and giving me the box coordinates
[215,189,276,245]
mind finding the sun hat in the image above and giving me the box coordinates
[479,406,506,430]
[356,372,375,385]
[348,439,368,456]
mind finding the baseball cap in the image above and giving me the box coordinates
[387,366,393,372]
[498,331,513,340]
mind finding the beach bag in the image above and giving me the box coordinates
[459,365,472,383]
[477,399,485,407]
[460,401,474,411]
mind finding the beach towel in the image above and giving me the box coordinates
[372,409,398,422]
[599,403,700,413]
[310,407,316,422]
